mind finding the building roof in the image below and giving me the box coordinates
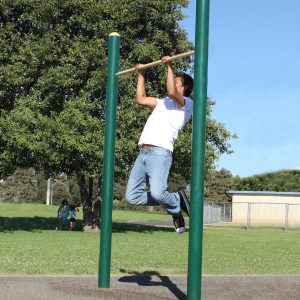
[227,190,300,197]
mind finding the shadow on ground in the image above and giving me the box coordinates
[118,269,186,300]
[112,222,176,233]
[0,217,176,233]
[0,216,66,232]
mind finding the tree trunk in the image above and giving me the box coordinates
[76,172,93,227]
[76,172,102,231]
[92,177,102,229]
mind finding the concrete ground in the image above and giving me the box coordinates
[1,275,300,300]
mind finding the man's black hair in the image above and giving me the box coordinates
[176,73,194,97]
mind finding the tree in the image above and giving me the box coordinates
[234,170,300,192]
[0,168,39,203]
[0,0,194,225]
[0,0,237,225]
[205,168,235,202]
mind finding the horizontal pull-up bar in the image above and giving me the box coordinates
[116,50,194,76]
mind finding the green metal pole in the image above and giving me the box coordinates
[98,32,120,288]
[187,1,210,299]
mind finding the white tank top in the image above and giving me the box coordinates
[138,97,193,152]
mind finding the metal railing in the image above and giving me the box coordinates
[204,202,232,224]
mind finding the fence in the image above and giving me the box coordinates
[204,201,300,230]
[204,202,232,224]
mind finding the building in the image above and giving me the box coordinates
[227,191,300,229]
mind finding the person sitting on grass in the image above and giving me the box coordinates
[56,200,70,230]
[125,56,193,234]
[69,203,79,230]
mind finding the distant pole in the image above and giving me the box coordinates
[187,0,210,299]
[46,178,51,205]
[98,32,120,288]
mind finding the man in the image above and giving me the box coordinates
[125,56,194,233]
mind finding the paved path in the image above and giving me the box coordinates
[1,275,300,300]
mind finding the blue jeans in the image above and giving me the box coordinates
[125,146,180,215]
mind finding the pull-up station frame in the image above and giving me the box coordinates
[99,1,210,299]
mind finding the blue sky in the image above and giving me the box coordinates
[181,0,300,177]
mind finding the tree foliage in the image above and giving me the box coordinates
[0,0,192,174]
[0,168,39,202]
[234,170,300,192]
[205,168,235,202]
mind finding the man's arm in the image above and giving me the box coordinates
[162,56,185,107]
[135,64,157,109]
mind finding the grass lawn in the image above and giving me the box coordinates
[0,203,300,275]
